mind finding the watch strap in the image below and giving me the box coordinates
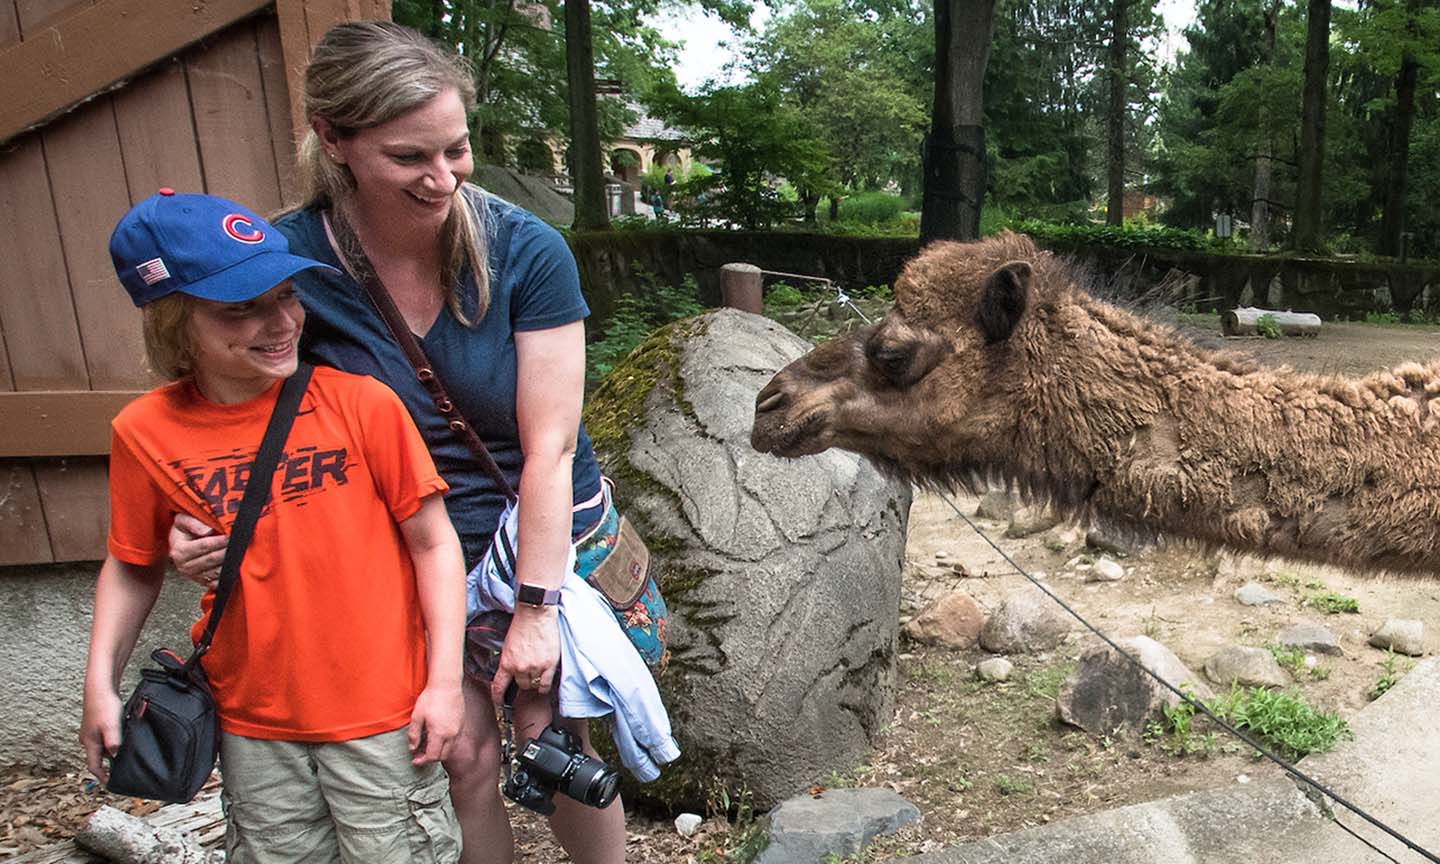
[516,582,561,607]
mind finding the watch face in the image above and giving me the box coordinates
[517,583,557,606]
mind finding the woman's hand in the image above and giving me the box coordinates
[491,606,560,705]
[80,689,122,784]
[169,513,227,588]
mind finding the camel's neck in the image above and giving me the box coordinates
[1007,298,1440,575]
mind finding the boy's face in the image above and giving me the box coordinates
[187,281,305,404]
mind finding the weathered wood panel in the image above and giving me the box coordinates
[15,0,92,35]
[0,134,89,390]
[43,99,151,390]
[256,14,300,205]
[34,458,108,561]
[0,391,145,457]
[187,20,283,214]
[0,0,272,144]
[113,60,206,199]
[0,301,14,390]
[0,461,52,565]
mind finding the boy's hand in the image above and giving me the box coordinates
[169,513,227,588]
[408,683,464,765]
[80,690,123,784]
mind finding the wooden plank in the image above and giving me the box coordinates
[0,0,272,145]
[0,2,20,50]
[34,457,108,560]
[0,300,14,390]
[0,133,89,391]
[255,14,300,205]
[0,460,52,565]
[113,60,205,199]
[14,0,91,36]
[43,99,153,390]
[187,20,282,213]
[0,391,144,457]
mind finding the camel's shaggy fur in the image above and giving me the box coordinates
[752,232,1440,575]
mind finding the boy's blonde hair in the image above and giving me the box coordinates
[141,294,197,380]
[295,21,490,325]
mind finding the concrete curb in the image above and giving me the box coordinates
[910,658,1440,864]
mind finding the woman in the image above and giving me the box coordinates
[170,21,626,864]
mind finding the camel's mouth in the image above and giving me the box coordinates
[751,410,832,458]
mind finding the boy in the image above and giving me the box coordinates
[81,190,466,863]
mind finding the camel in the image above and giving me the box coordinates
[752,232,1440,576]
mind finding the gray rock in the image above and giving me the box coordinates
[980,589,1073,654]
[975,490,1017,522]
[674,813,703,837]
[1057,636,1213,735]
[1234,583,1285,607]
[1369,619,1425,657]
[1204,646,1290,689]
[756,788,921,864]
[1087,558,1125,583]
[591,310,910,810]
[1006,505,1062,538]
[903,591,984,649]
[1276,622,1343,656]
[977,658,1014,682]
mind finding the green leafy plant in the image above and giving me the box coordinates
[586,273,704,387]
[697,780,769,864]
[1306,592,1360,614]
[1208,686,1352,760]
[1370,649,1411,701]
[1267,644,1330,681]
[1255,313,1282,339]
[1012,219,1216,252]
[1145,687,1218,756]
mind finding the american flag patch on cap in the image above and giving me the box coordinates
[136,258,170,285]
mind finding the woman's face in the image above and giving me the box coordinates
[329,87,473,231]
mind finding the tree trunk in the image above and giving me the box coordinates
[1378,54,1418,258]
[1292,0,1331,252]
[1249,0,1281,252]
[565,0,610,231]
[920,0,997,244]
[1105,0,1129,227]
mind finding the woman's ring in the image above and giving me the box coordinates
[530,675,542,687]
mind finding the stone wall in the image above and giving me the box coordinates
[570,231,1440,333]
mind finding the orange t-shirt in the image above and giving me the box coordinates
[107,367,448,742]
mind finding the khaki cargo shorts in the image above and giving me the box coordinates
[219,727,461,864]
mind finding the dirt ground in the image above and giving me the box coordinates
[5,318,1440,862]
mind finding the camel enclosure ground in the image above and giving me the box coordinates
[5,317,1440,862]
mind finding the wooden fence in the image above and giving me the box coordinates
[0,0,388,566]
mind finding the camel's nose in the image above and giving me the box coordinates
[755,382,784,415]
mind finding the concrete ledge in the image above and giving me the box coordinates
[912,659,1440,864]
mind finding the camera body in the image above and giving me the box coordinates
[503,723,621,815]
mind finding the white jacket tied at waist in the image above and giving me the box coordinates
[467,499,680,782]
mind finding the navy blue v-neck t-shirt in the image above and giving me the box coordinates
[276,189,602,567]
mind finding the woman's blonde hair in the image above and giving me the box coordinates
[296,20,489,324]
[141,294,197,380]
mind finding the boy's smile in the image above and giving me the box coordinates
[188,281,305,404]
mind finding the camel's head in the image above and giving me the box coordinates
[752,232,1053,481]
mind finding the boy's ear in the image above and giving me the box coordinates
[976,260,1032,344]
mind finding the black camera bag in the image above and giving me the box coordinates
[106,364,312,803]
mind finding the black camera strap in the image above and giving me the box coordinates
[187,363,314,671]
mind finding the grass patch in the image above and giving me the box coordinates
[1148,686,1350,760]
[1267,644,1331,680]
[1025,663,1075,701]
[696,781,768,864]
[1305,592,1360,614]
[994,774,1035,796]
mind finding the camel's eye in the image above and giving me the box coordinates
[866,342,913,384]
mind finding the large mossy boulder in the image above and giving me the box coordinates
[584,309,911,810]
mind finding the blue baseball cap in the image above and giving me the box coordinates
[110,189,336,307]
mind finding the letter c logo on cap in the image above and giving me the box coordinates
[223,214,265,244]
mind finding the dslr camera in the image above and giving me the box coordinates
[504,722,621,815]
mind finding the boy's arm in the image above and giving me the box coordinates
[81,555,166,782]
[397,492,466,765]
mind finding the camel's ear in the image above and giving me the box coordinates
[977,261,1031,343]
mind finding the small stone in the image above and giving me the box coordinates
[903,591,985,648]
[1087,557,1125,583]
[1276,622,1343,656]
[1234,583,1285,607]
[980,589,1072,654]
[1369,619,1425,657]
[1056,636,1212,735]
[977,657,1014,682]
[1203,645,1290,689]
[934,551,948,562]
[674,813,703,837]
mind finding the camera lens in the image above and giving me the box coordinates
[566,755,621,809]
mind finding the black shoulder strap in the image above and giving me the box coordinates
[188,363,314,665]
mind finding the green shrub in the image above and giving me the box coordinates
[1013,219,1214,252]
[587,273,704,387]
[836,192,907,226]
